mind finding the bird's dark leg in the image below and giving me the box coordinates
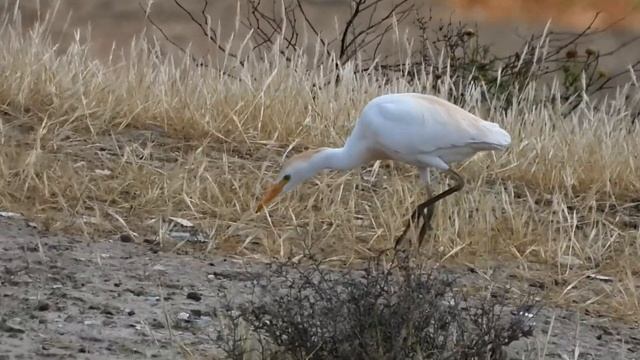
[411,184,435,246]
[416,198,436,247]
[393,203,425,249]
[393,168,434,249]
[394,169,465,249]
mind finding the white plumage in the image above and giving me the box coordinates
[256,92,511,247]
[346,93,511,169]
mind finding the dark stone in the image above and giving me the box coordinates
[36,301,51,311]
[186,291,202,302]
[119,233,134,243]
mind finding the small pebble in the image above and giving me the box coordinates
[119,233,134,243]
[36,301,51,311]
[150,318,165,329]
[186,291,202,302]
[126,309,135,316]
[152,264,167,272]
[100,307,115,316]
[2,319,26,333]
[129,288,145,297]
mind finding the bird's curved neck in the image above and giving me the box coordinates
[312,147,366,172]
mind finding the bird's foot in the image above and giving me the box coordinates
[396,221,434,248]
[394,216,420,247]
[393,231,414,253]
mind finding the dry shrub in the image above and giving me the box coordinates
[216,258,538,360]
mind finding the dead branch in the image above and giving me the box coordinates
[142,0,640,116]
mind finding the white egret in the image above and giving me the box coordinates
[255,93,511,248]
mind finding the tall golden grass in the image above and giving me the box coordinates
[1,3,639,320]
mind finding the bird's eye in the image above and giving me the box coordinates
[283,174,291,181]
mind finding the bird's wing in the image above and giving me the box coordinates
[357,94,510,157]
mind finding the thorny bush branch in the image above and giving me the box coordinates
[142,1,640,116]
[214,256,541,360]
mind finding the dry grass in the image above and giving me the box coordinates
[1,3,639,322]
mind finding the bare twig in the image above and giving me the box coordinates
[143,0,639,116]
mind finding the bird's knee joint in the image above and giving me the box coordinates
[447,170,464,190]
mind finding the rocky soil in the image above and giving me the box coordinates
[1,215,639,359]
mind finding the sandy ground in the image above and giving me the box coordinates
[1,215,639,359]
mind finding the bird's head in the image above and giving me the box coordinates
[255,148,327,213]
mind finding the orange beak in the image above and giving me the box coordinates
[255,178,288,213]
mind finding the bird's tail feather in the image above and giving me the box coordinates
[480,122,511,150]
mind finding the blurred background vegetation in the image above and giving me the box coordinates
[15,0,640,66]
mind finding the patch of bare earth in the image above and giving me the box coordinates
[1,216,639,359]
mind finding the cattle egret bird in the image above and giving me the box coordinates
[255,93,511,248]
